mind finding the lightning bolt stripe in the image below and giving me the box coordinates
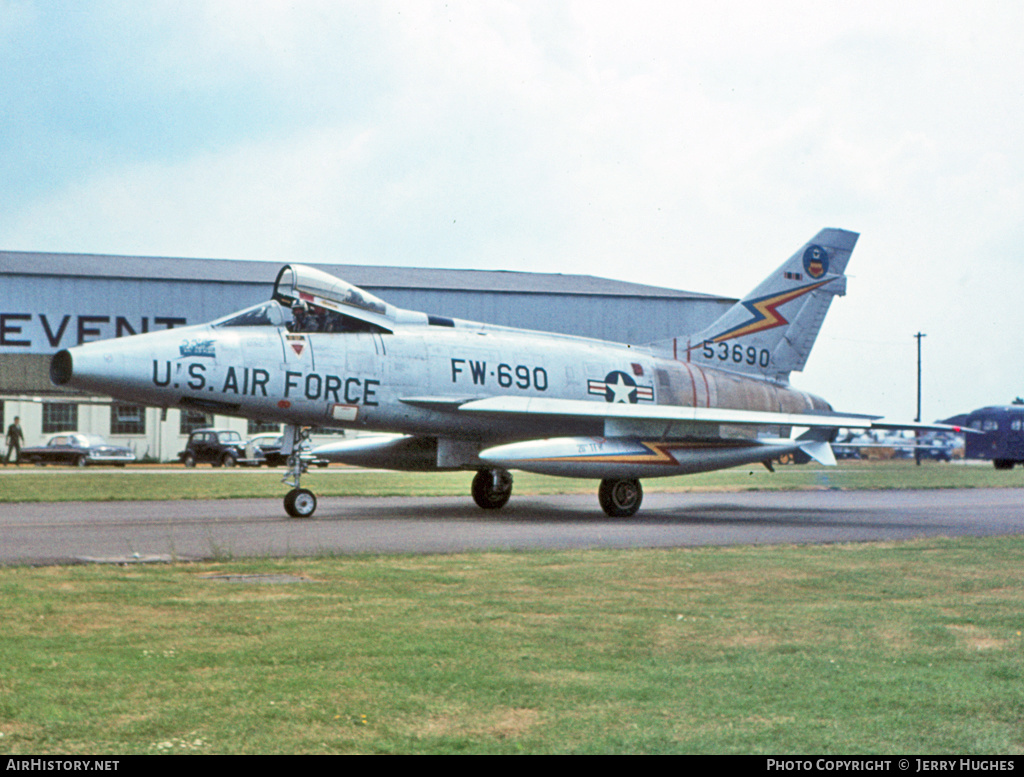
[520,440,759,466]
[710,279,831,343]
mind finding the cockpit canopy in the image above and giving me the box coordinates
[273,264,415,333]
[216,264,434,334]
[275,265,390,315]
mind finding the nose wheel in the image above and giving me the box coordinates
[284,487,317,518]
[282,425,317,518]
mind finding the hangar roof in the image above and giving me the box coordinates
[0,250,728,301]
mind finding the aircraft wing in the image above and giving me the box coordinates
[455,396,874,429]
[868,421,974,433]
[452,396,967,434]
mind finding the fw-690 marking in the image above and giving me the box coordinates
[451,358,548,391]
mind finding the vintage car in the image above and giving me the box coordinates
[179,428,252,467]
[245,433,330,468]
[20,433,136,467]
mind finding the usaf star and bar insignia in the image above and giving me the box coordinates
[588,370,655,404]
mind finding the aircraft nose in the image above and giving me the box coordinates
[47,340,129,397]
[50,349,73,386]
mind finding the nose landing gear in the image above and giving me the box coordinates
[284,486,317,518]
[282,425,317,518]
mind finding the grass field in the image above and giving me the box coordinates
[1,537,1022,754]
[1,461,1022,754]
[2,459,1024,503]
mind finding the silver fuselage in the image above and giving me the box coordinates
[53,302,829,448]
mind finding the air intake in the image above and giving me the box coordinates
[50,350,73,386]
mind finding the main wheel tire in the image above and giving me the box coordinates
[598,478,643,517]
[471,469,513,510]
[284,488,317,518]
[183,453,196,468]
[994,459,1014,470]
[221,453,237,468]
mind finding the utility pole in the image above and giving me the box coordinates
[914,332,927,422]
[914,332,927,466]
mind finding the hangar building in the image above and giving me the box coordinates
[1,250,733,461]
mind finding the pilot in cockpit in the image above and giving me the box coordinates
[291,301,337,333]
[290,301,309,332]
[308,305,328,332]
[289,299,352,333]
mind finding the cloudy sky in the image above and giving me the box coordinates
[3,0,1022,422]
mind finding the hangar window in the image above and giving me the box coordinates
[42,403,78,434]
[180,410,212,435]
[111,403,146,436]
[248,419,281,435]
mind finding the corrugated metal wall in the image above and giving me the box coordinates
[0,252,734,458]
[2,253,732,376]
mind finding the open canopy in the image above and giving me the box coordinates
[271,264,408,333]
[273,264,389,317]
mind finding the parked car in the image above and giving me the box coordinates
[917,432,957,462]
[20,433,136,467]
[833,432,870,460]
[245,433,329,468]
[179,428,252,467]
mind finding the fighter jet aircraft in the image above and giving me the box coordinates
[50,228,959,518]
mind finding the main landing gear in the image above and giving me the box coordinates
[471,469,644,518]
[283,425,317,518]
[472,468,513,510]
[598,478,643,518]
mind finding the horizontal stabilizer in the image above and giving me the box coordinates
[797,440,836,467]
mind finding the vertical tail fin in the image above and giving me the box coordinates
[651,228,858,382]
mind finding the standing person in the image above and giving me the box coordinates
[4,416,24,465]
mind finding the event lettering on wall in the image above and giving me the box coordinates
[0,313,188,351]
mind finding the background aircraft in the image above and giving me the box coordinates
[51,228,958,517]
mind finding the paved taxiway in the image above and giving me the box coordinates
[2,488,1023,566]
